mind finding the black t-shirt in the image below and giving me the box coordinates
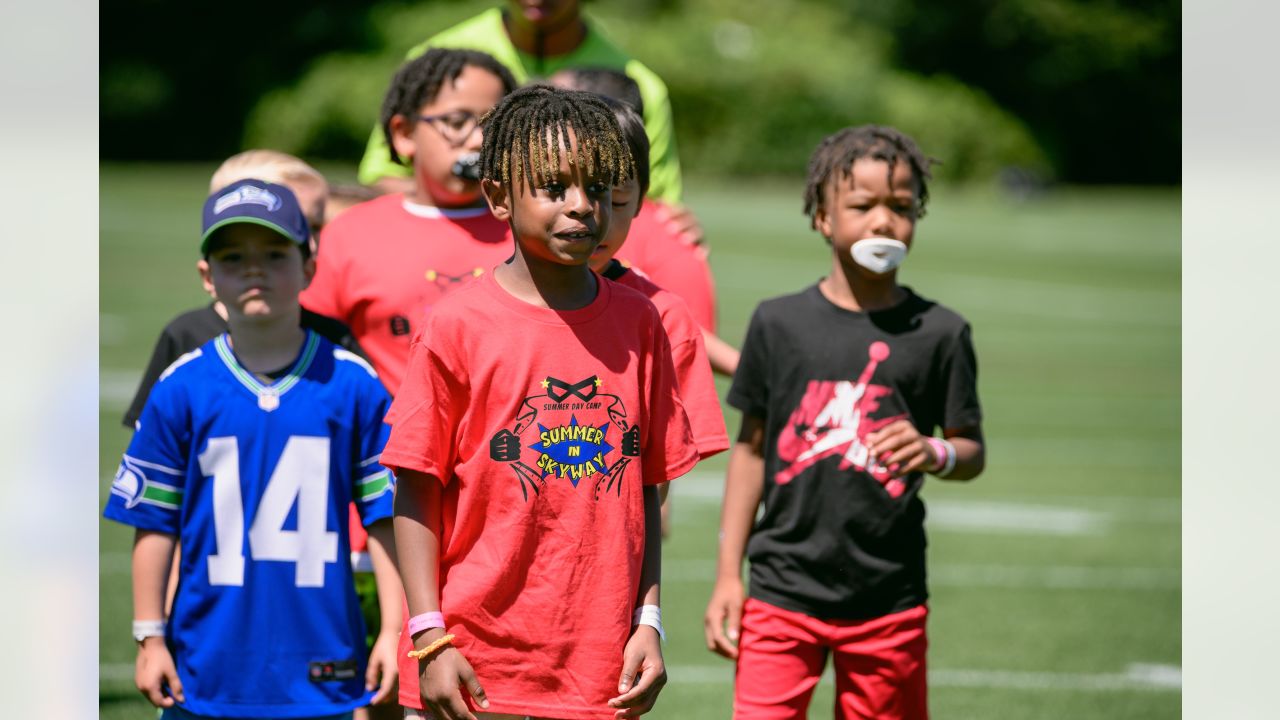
[121,304,369,428]
[727,283,981,620]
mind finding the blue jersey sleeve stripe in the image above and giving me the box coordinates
[358,454,383,468]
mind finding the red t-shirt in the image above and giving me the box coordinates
[380,272,698,718]
[615,201,718,333]
[610,265,728,460]
[300,193,512,395]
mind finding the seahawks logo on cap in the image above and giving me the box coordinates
[213,185,282,214]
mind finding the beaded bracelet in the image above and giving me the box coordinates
[406,633,456,661]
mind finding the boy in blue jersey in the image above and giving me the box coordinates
[105,179,402,720]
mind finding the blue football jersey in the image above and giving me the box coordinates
[104,330,396,718]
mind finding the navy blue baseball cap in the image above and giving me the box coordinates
[201,178,311,254]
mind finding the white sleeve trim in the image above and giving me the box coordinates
[333,348,378,378]
[158,348,203,383]
[122,454,183,476]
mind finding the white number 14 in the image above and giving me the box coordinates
[198,436,338,587]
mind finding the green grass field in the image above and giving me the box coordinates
[100,164,1180,719]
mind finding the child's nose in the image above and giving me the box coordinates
[868,206,896,237]
[243,255,268,274]
[564,187,592,217]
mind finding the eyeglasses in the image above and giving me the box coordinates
[418,110,482,147]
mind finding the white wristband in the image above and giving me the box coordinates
[926,437,957,477]
[132,619,166,643]
[633,605,665,643]
[937,438,957,476]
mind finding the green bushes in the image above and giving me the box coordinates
[244,0,1049,182]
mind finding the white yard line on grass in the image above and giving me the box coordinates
[100,369,141,410]
[98,661,1182,692]
[710,250,1178,327]
[927,500,1102,536]
[99,313,128,346]
[657,558,1179,590]
[671,471,1176,536]
[663,662,1181,692]
[99,552,1179,590]
[928,564,1180,590]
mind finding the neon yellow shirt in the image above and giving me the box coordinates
[357,7,683,204]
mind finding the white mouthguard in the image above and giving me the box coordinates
[850,237,908,274]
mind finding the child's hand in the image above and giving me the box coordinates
[366,628,400,704]
[608,625,666,718]
[417,630,489,720]
[865,420,936,478]
[135,637,184,708]
[704,575,745,659]
[654,203,708,256]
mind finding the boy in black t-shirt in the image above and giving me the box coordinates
[704,125,985,720]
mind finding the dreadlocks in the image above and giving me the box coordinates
[803,125,937,228]
[601,96,649,200]
[478,85,635,194]
[380,48,517,164]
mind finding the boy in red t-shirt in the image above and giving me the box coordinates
[589,98,729,535]
[383,85,696,720]
[301,48,518,395]
[549,67,738,376]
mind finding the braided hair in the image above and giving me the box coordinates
[601,96,649,200]
[380,48,517,164]
[478,85,635,194]
[803,125,937,228]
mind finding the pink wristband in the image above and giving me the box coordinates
[406,611,445,637]
[925,437,949,473]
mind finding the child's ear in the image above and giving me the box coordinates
[388,114,416,164]
[482,179,510,222]
[196,259,216,299]
[301,254,317,289]
[813,207,833,243]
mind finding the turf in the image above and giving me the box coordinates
[100,164,1180,719]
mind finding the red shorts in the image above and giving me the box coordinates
[733,598,928,720]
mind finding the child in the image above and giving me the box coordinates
[382,85,697,719]
[122,149,364,430]
[703,126,986,719]
[356,1,685,208]
[301,48,517,395]
[324,183,385,227]
[210,149,330,235]
[589,97,729,535]
[551,68,737,374]
[105,179,402,719]
[119,152,394,720]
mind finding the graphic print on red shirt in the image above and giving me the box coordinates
[775,340,909,497]
[489,373,643,502]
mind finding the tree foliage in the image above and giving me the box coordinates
[101,0,1178,183]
